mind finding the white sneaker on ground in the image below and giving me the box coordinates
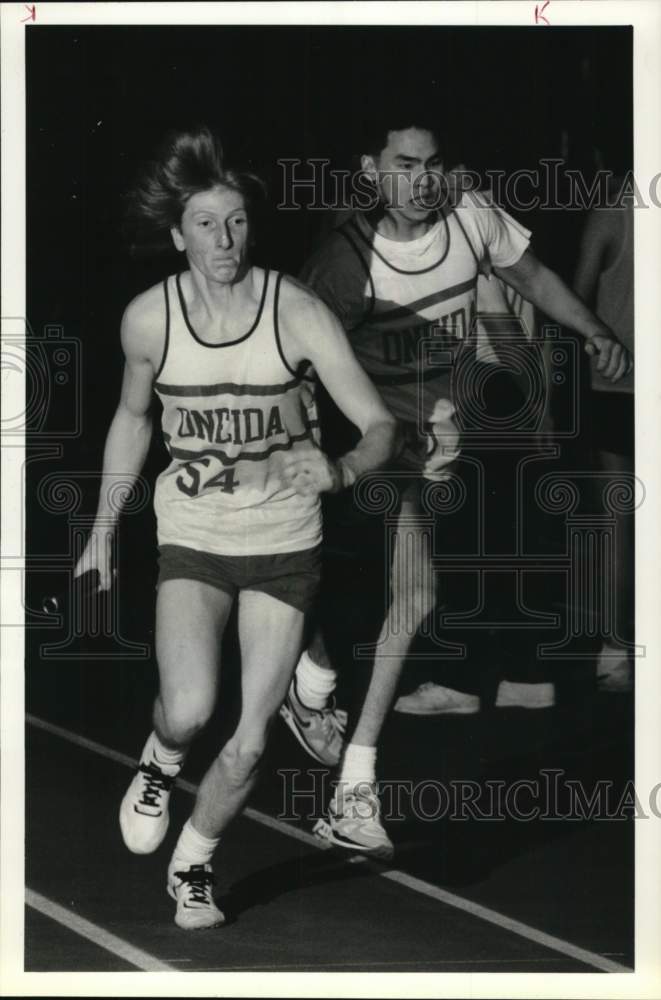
[596,644,633,693]
[279,678,347,765]
[167,861,226,930]
[495,680,555,709]
[313,783,394,860]
[119,738,179,854]
[393,682,480,716]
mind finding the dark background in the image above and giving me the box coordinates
[23,25,635,967]
[25,22,633,578]
[26,24,632,433]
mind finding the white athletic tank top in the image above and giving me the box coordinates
[153,269,322,556]
[305,196,530,428]
[336,210,478,425]
[301,196,530,476]
[592,207,634,394]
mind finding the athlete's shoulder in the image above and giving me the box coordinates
[451,188,497,220]
[453,189,531,258]
[121,277,169,360]
[278,273,334,323]
[298,216,371,330]
[123,279,168,326]
[302,217,367,275]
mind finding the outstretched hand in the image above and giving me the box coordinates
[73,526,115,591]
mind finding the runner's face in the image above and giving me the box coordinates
[171,185,250,283]
[364,127,444,223]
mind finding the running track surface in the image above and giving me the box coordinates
[24,665,634,974]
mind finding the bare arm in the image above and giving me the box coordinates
[494,247,631,383]
[278,282,400,495]
[75,296,159,587]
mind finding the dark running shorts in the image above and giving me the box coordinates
[157,544,322,613]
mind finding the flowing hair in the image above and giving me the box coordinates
[125,126,266,254]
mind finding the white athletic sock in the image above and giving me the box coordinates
[339,743,377,790]
[172,818,220,867]
[295,649,337,710]
[144,731,185,776]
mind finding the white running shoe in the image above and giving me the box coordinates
[394,682,480,716]
[314,783,394,860]
[495,680,555,709]
[279,679,347,765]
[596,644,633,693]
[167,861,225,930]
[119,736,180,854]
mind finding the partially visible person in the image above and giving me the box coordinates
[392,268,557,715]
[573,180,634,692]
[280,109,632,858]
[74,127,398,929]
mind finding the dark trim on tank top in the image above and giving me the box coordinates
[350,212,451,275]
[163,427,318,466]
[273,271,316,383]
[175,268,270,348]
[153,276,171,381]
[154,375,302,398]
[368,276,477,324]
[335,223,376,329]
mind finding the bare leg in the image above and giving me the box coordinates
[321,497,433,859]
[350,494,435,747]
[119,579,233,856]
[308,627,334,668]
[153,579,234,749]
[191,591,305,838]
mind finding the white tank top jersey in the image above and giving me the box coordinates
[153,269,322,557]
[301,193,531,474]
[592,206,634,395]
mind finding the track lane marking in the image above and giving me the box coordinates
[26,889,175,972]
[26,713,631,974]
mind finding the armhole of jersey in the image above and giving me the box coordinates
[153,276,171,382]
[273,271,304,379]
[337,225,376,328]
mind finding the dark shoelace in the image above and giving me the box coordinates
[137,762,175,808]
[292,682,348,734]
[174,865,216,904]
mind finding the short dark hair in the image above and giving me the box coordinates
[126,126,266,247]
[358,104,446,160]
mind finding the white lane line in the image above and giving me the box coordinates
[376,869,629,973]
[25,713,330,852]
[27,713,631,974]
[26,889,175,973]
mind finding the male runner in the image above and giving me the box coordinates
[280,111,633,858]
[74,127,397,928]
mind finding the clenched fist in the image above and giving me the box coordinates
[585,332,633,383]
[281,447,343,497]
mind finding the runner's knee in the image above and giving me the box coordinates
[157,691,214,744]
[218,735,266,786]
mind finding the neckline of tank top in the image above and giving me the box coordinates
[350,212,452,275]
[175,268,271,348]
